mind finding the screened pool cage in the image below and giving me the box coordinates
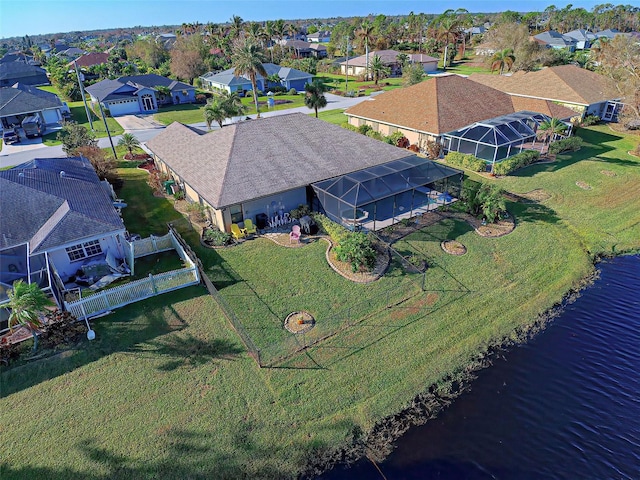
[312,156,463,231]
[441,111,572,169]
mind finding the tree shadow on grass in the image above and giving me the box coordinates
[510,200,561,226]
[0,286,231,397]
[125,335,243,371]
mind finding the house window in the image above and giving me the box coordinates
[65,240,103,261]
[229,204,243,224]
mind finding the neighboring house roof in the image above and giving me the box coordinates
[509,96,577,120]
[594,29,622,39]
[146,113,414,208]
[564,29,597,42]
[534,30,577,47]
[58,47,86,57]
[0,157,125,253]
[464,26,487,35]
[306,31,331,41]
[69,52,109,68]
[309,44,327,52]
[469,65,619,106]
[0,62,48,84]
[340,50,404,67]
[200,63,312,86]
[118,74,193,92]
[345,75,518,135]
[0,85,63,117]
[409,53,440,64]
[0,52,34,64]
[86,74,193,101]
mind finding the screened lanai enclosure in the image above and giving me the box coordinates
[312,156,463,231]
[441,111,571,169]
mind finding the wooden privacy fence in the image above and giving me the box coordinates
[65,230,200,319]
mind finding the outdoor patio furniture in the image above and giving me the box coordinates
[290,225,301,244]
[243,219,257,235]
[231,223,246,240]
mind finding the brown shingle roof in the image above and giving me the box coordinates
[69,52,109,68]
[345,75,517,135]
[510,96,578,120]
[146,113,414,208]
[469,65,618,105]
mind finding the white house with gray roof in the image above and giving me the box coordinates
[199,63,313,94]
[0,157,127,313]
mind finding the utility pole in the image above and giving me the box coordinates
[97,97,117,159]
[345,36,349,94]
[74,60,94,131]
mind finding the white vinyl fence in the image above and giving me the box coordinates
[64,230,200,319]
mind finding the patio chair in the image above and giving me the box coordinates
[290,225,301,244]
[243,218,257,235]
[231,223,246,240]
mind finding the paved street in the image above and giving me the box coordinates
[0,93,371,168]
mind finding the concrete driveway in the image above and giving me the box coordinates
[114,114,164,131]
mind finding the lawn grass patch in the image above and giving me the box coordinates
[314,108,348,125]
[1,126,639,479]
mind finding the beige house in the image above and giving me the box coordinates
[345,74,574,147]
[469,65,621,121]
[340,50,439,78]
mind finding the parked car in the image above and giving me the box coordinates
[21,115,43,138]
[2,127,20,144]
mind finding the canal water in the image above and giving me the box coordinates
[321,255,640,479]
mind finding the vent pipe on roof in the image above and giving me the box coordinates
[60,171,66,177]
[18,172,24,177]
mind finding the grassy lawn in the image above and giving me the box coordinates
[153,94,307,126]
[314,108,348,125]
[1,126,639,479]
[316,73,406,95]
[38,86,123,146]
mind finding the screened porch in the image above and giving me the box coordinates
[441,111,571,168]
[312,156,463,231]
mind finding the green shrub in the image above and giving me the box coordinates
[335,232,377,272]
[173,190,185,200]
[288,88,298,95]
[581,115,600,126]
[289,204,311,220]
[492,150,540,175]
[385,131,406,146]
[444,152,486,172]
[548,137,583,155]
[358,124,372,135]
[203,227,230,246]
[366,130,385,141]
[341,122,359,132]
[313,214,349,244]
[186,202,209,222]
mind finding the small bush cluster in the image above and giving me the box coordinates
[335,232,377,272]
[195,94,208,104]
[548,137,583,155]
[581,115,600,126]
[289,204,311,220]
[288,88,298,95]
[492,150,540,175]
[461,180,506,223]
[366,130,385,141]
[203,227,231,246]
[313,214,349,244]
[445,152,487,172]
[186,202,209,223]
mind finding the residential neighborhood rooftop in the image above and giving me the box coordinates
[146,113,415,208]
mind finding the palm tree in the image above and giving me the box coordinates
[7,280,54,352]
[230,15,244,39]
[118,133,140,158]
[204,99,227,129]
[220,90,247,119]
[356,20,375,80]
[304,79,328,117]
[490,48,516,74]
[370,54,391,85]
[536,118,568,150]
[396,52,410,69]
[232,38,267,118]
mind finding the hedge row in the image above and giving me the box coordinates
[444,152,486,172]
[548,137,583,155]
[313,213,349,244]
[492,150,540,175]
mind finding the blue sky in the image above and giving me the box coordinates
[1,0,600,39]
